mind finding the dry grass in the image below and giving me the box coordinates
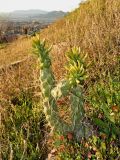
[40,0,120,82]
[0,36,32,67]
[0,0,119,105]
[0,56,40,103]
[0,36,38,103]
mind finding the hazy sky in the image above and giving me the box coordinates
[0,0,81,12]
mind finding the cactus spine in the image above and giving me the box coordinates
[33,38,91,139]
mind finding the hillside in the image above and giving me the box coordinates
[40,0,120,80]
[1,0,119,81]
[1,0,120,159]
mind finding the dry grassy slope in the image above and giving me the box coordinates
[40,0,120,81]
[0,0,120,102]
[0,36,39,102]
[0,36,68,103]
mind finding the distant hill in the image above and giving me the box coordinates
[11,9,48,15]
[0,10,67,23]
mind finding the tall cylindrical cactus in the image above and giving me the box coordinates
[33,38,91,139]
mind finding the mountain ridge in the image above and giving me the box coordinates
[10,9,48,15]
[0,9,67,22]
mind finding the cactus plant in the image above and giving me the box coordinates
[33,38,91,140]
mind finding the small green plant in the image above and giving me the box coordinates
[32,38,91,140]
